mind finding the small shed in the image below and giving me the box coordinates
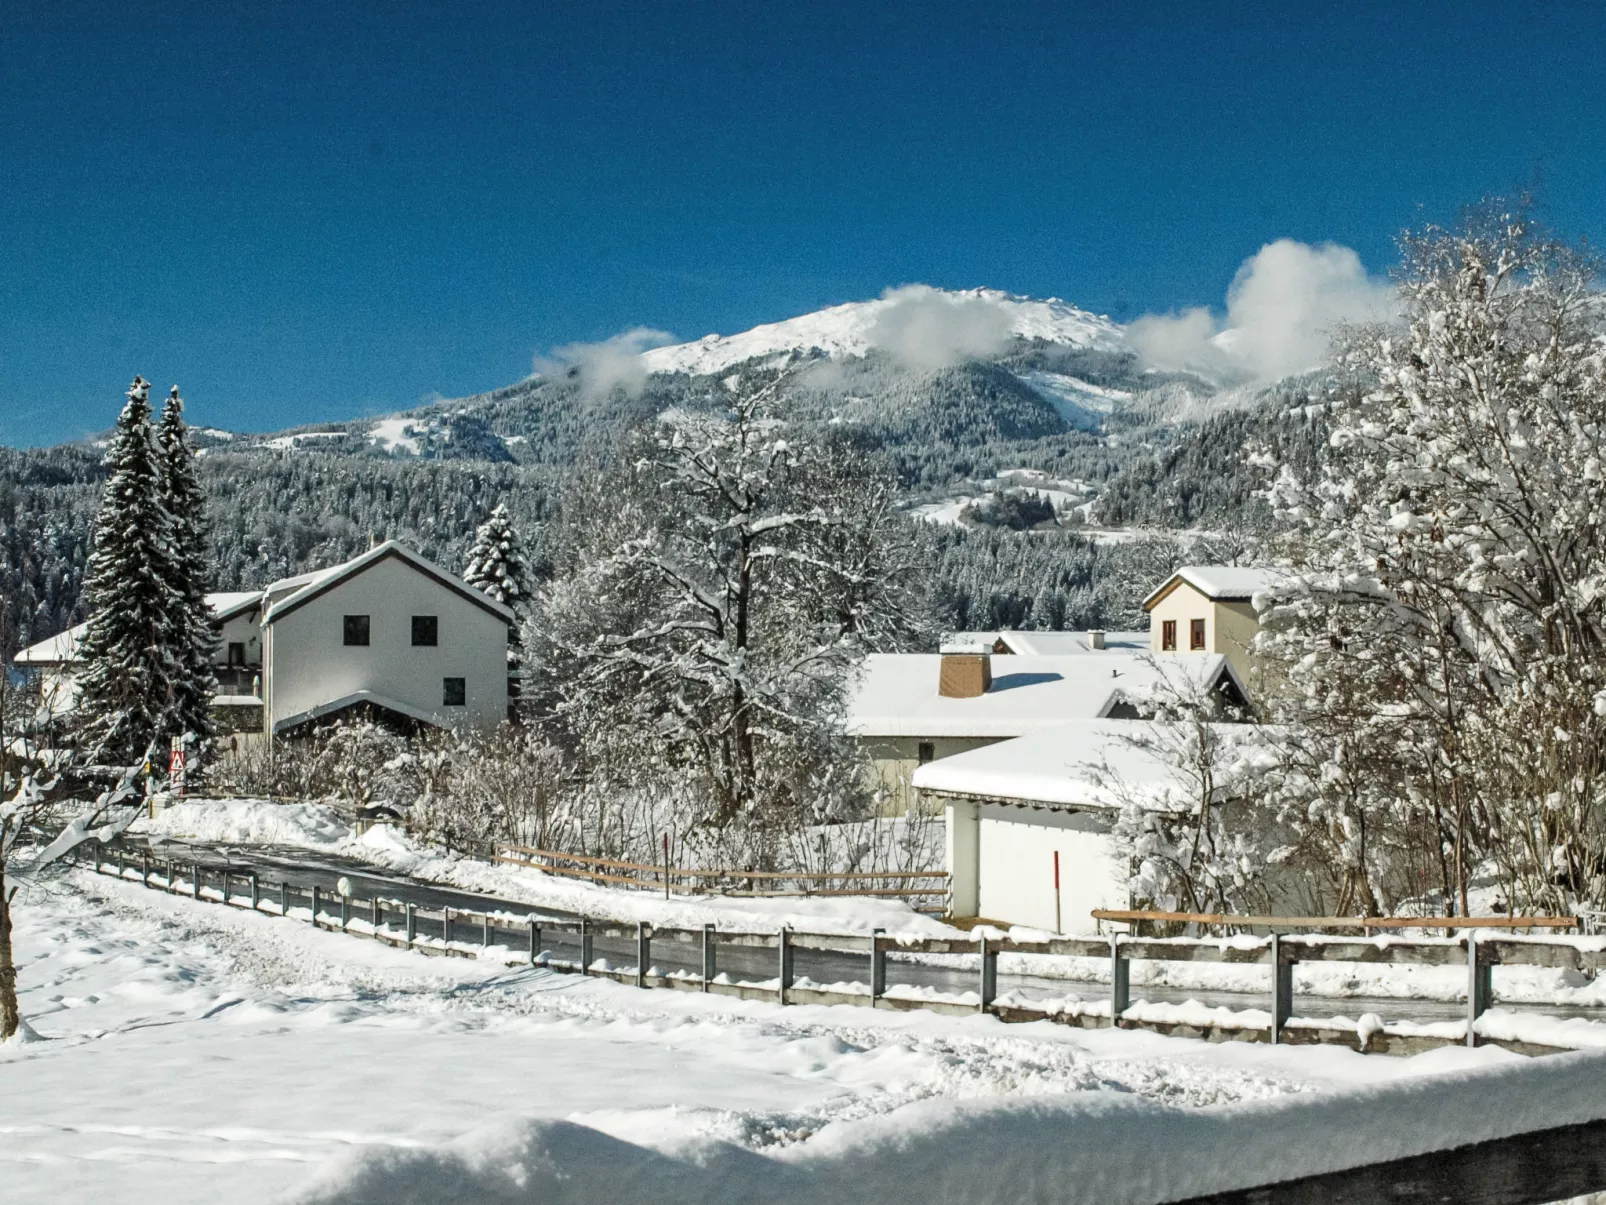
[914,719,1247,933]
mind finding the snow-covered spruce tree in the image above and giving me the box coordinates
[74,377,180,765]
[1258,209,1606,916]
[156,386,219,750]
[462,501,537,661]
[529,377,923,851]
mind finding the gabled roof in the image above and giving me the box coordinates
[1142,566,1292,612]
[15,591,268,666]
[910,718,1270,813]
[272,689,444,734]
[262,540,515,626]
[846,652,1238,739]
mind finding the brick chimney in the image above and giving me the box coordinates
[938,643,992,698]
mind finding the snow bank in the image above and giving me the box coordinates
[136,798,352,848]
[285,1051,1606,1205]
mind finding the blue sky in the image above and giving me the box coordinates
[4,1,1604,446]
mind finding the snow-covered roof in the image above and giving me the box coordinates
[910,718,1267,812]
[263,541,514,626]
[846,652,1236,739]
[1142,566,1292,610]
[947,630,1149,656]
[16,592,268,666]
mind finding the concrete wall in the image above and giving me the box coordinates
[945,797,1128,933]
[264,555,508,733]
[863,736,1002,815]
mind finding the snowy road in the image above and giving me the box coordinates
[105,834,1606,1029]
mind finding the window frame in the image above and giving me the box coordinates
[442,676,467,707]
[226,641,246,667]
[1161,619,1177,651]
[917,741,936,765]
[1190,617,1207,651]
[411,615,439,647]
[343,615,371,647]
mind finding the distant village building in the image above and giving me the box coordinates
[1141,565,1287,683]
[15,540,513,747]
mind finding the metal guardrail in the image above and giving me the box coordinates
[1093,908,1583,935]
[76,839,1606,1056]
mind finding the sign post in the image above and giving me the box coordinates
[169,737,187,798]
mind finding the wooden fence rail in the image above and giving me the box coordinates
[81,839,1606,1058]
[1094,908,1582,935]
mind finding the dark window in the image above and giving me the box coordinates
[226,642,246,666]
[412,615,439,647]
[1190,618,1207,650]
[917,741,936,765]
[1161,620,1177,651]
[343,615,371,647]
[443,677,466,707]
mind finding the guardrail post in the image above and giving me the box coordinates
[701,924,716,990]
[1468,936,1493,1047]
[116,849,124,878]
[443,907,453,946]
[636,922,650,988]
[482,912,491,948]
[166,860,176,894]
[310,885,320,926]
[529,918,540,965]
[580,917,594,974]
[978,934,998,1013]
[778,927,793,1005]
[1110,935,1130,1026]
[191,863,201,898]
[870,928,886,1006]
[249,873,259,911]
[372,897,381,932]
[280,881,289,915]
[405,902,416,943]
[340,894,350,931]
[1271,933,1294,1045]
[141,851,150,885]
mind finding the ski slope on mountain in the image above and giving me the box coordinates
[641,287,1127,376]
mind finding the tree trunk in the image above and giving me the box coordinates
[0,869,19,1042]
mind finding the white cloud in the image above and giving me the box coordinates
[533,327,675,400]
[1128,240,1396,383]
[867,285,1015,372]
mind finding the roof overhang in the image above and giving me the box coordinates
[263,541,515,627]
[272,689,446,734]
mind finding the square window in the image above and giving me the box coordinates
[1190,618,1207,650]
[412,615,439,646]
[343,615,371,647]
[443,677,466,707]
[917,741,936,765]
[1161,620,1177,652]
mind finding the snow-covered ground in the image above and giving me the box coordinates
[10,866,1593,1205]
[135,800,1606,1009]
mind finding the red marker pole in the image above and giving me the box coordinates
[1053,850,1063,934]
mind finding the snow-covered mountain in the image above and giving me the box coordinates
[640,287,1126,377]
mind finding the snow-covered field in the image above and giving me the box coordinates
[12,866,1603,1205]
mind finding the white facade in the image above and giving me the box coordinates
[14,542,513,740]
[262,543,512,734]
[945,799,1126,933]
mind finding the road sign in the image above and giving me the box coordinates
[169,748,187,796]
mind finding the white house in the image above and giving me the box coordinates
[13,540,513,743]
[259,541,512,735]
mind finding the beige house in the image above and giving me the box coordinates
[847,644,1245,814]
[1142,566,1286,682]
